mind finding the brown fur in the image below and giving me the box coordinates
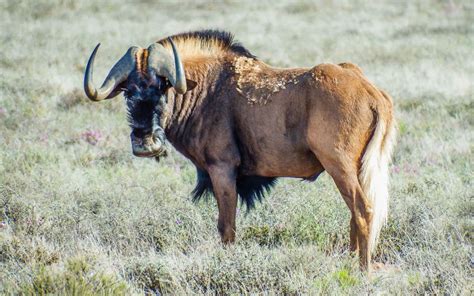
[139,31,396,271]
[135,48,148,74]
[233,56,304,105]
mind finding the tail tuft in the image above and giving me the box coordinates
[359,115,396,252]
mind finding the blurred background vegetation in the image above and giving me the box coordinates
[0,0,472,294]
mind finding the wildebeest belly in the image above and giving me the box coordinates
[236,134,324,178]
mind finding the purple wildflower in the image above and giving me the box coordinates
[403,163,419,175]
[39,133,49,143]
[81,129,104,145]
[392,165,401,174]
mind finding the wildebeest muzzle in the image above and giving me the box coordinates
[130,127,167,158]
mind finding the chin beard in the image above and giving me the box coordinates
[154,149,168,163]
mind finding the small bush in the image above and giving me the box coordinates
[241,224,291,246]
[127,260,173,295]
[21,257,128,295]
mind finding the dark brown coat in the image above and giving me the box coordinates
[84,30,396,271]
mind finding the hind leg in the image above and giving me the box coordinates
[311,151,373,270]
[329,166,373,270]
[350,216,359,253]
[307,106,375,270]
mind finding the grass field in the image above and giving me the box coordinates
[1,0,472,294]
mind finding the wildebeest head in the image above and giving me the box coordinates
[83,38,195,159]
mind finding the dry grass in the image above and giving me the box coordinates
[1,0,473,294]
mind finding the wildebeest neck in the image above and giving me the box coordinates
[155,30,256,157]
[163,58,224,153]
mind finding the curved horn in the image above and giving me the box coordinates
[147,38,187,94]
[84,44,138,101]
[168,38,187,94]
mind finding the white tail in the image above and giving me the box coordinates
[359,114,396,252]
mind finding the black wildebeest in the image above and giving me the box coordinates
[83,30,396,271]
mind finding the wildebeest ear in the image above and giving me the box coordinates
[186,79,198,92]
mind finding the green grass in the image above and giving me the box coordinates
[1,0,473,294]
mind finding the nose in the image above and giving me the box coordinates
[130,130,164,157]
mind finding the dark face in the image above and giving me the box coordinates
[124,73,169,159]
